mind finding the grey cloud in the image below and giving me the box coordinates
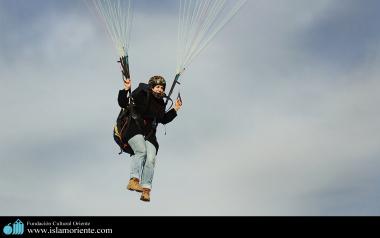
[295,0,380,70]
[1,1,380,215]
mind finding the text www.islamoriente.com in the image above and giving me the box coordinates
[27,227,112,234]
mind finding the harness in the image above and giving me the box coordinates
[113,84,161,155]
[113,91,135,155]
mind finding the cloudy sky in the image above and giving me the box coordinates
[1,0,380,216]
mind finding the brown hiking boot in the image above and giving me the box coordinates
[127,178,143,192]
[140,188,151,202]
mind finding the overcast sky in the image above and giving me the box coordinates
[1,0,380,216]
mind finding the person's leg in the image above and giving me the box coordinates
[140,141,157,202]
[127,134,146,192]
[140,141,157,190]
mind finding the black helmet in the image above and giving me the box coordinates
[148,75,166,90]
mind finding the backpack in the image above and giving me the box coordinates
[113,107,134,155]
[113,83,150,155]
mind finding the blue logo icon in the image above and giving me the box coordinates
[2,219,24,236]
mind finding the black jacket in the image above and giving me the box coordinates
[117,84,177,153]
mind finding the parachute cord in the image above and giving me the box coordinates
[182,0,226,68]
[177,0,184,73]
[126,0,134,52]
[176,0,247,71]
[180,0,206,70]
[90,0,133,57]
[186,0,247,67]
[177,0,222,71]
[181,0,192,71]
[182,0,202,65]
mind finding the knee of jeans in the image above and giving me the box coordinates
[145,155,156,167]
[134,145,147,157]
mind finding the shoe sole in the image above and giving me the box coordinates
[127,187,143,193]
[140,198,150,202]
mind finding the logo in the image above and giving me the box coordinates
[2,219,24,236]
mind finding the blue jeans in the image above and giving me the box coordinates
[128,134,157,189]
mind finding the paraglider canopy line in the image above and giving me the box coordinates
[176,0,247,73]
[90,0,134,57]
